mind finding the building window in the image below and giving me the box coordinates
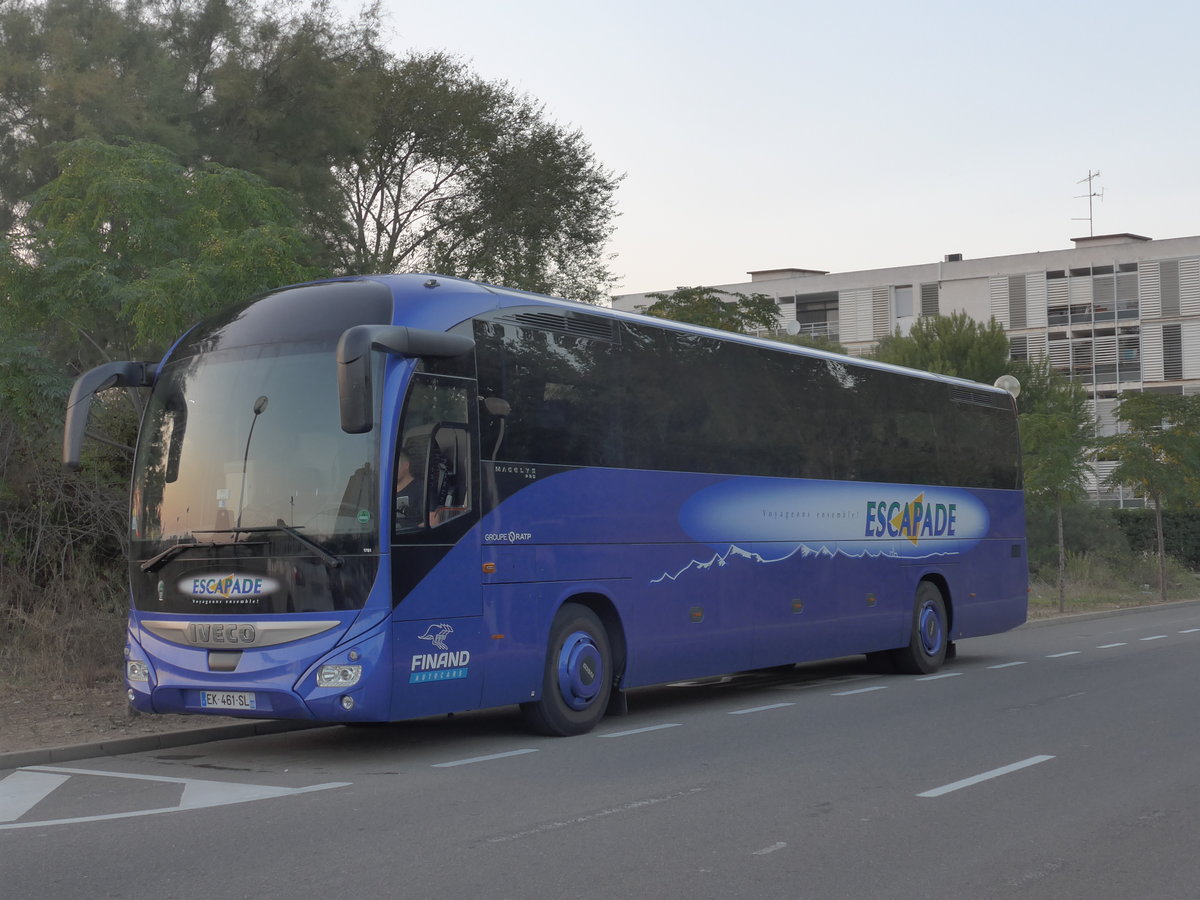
[1163,323,1183,379]
[790,291,839,339]
[1116,269,1139,319]
[920,283,939,317]
[1093,273,1115,321]
[894,285,913,318]
[1047,270,1068,324]
[1118,327,1141,383]
[1008,275,1027,328]
[1160,260,1181,316]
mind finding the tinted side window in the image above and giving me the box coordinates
[474,313,1020,489]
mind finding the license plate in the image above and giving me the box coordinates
[200,690,256,710]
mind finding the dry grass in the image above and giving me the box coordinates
[0,566,127,692]
[1028,551,1199,618]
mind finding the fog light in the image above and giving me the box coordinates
[126,660,150,682]
[318,664,362,688]
[127,689,136,702]
[340,695,355,710]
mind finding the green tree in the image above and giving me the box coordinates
[0,0,200,233]
[324,51,618,301]
[0,138,321,418]
[0,137,322,673]
[771,332,849,355]
[1010,358,1095,611]
[1101,391,1200,603]
[639,286,781,333]
[0,1,620,298]
[870,312,1010,383]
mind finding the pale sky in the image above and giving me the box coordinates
[352,0,1200,295]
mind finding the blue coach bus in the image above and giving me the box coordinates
[63,275,1027,736]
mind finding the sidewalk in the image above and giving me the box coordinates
[0,718,324,770]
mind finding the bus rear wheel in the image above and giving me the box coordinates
[892,582,948,675]
[521,603,612,736]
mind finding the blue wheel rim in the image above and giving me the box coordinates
[918,602,944,656]
[556,630,603,711]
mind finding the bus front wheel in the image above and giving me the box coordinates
[521,603,613,736]
[892,582,948,675]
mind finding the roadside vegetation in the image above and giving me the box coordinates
[1025,505,1199,617]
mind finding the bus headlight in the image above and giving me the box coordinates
[317,665,362,688]
[126,660,150,683]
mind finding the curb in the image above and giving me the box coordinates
[0,719,326,770]
[1020,596,1200,628]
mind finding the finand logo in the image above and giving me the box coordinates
[411,623,470,684]
[418,622,454,651]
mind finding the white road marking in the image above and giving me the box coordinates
[432,749,538,767]
[0,771,69,823]
[1180,628,1200,634]
[917,672,963,681]
[918,755,1055,798]
[485,787,704,843]
[752,842,788,856]
[0,766,348,830]
[1097,643,1127,649]
[729,703,794,715]
[597,724,682,738]
[987,661,1027,669]
[1140,635,1168,641]
[1046,651,1081,658]
[832,685,888,696]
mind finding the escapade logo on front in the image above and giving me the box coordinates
[178,573,280,599]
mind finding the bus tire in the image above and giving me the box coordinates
[892,581,948,675]
[521,603,613,736]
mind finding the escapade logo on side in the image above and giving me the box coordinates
[679,479,990,559]
[863,492,959,544]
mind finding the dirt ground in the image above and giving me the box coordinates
[2,681,226,755]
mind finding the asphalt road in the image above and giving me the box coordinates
[3,602,1200,900]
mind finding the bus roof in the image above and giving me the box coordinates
[303,273,1015,400]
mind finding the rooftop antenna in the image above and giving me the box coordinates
[1073,169,1104,236]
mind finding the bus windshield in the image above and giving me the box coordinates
[131,341,381,557]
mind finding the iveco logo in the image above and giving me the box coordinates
[184,623,257,645]
[142,619,342,650]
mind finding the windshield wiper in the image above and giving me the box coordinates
[268,520,344,569]
[140,540,200,574]
[192,522,344,569]
[139,536,262,574]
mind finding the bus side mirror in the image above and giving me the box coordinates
[336,325,474,434]
[63,361,157,470]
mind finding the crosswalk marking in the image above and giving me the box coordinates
[0,765,349,830]
[0,771,70,823]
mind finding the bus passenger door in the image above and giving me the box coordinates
[388,374,485,717]
[389,373,482,623]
